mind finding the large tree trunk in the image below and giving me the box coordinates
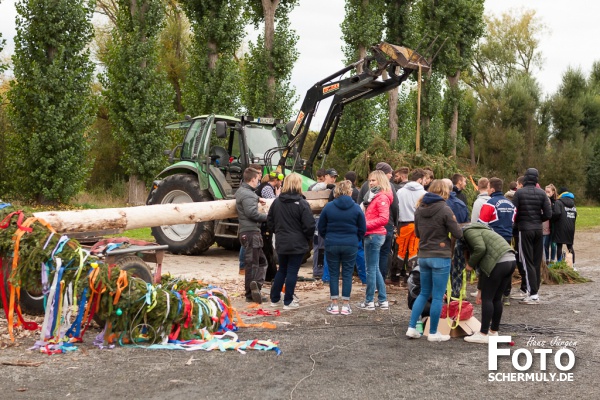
[421,69,432,138]
[262,0,279,117]
[128,174,147,205]
[207,41,218,70]
[447,70,461,157]
[34,194,330,233]
[469,133,476,167]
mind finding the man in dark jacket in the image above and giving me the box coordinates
[236,167,268,303]
[511,168,552,305]
[452,173,468,205]
[552,187,577,266]
[444,179,470,223]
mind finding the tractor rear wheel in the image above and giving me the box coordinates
[148,174,215,255]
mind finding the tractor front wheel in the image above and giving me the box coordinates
[148,174,215,255]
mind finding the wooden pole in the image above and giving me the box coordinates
[33,194,330,234]
[416,64,422,153]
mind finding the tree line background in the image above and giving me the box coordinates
[0,0,599,206]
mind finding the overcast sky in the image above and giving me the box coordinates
[1,0,599,126]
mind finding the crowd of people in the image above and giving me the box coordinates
[235,163,578,344]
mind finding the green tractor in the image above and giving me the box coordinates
[146,114,315,255]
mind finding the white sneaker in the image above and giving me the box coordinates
[406,327,421,339]
[427,332,451,342]
[510,290,528,300]
[377,301,389,310]
[488,331,499,336]
[270,300,282,308]
[326,303,339,315]
[340,304,352,315]
[470,291,479,297]
[519,296,540,305]
[283,300,300,310]
[358,301,375,311]
[464,331,489,344]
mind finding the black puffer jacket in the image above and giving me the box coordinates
[267,192,315,254]
[552,192,577,244]
[512,168,552,231]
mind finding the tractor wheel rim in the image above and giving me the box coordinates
[160,190,195,241]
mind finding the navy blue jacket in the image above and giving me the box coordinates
[446,192,470,224]
[318,195,366,247]
[478,191,516,241]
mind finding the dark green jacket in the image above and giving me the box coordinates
[462,223,514,277]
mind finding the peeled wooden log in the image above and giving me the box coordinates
[33,191,330,234]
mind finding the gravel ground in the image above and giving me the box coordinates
[0,229,599,399]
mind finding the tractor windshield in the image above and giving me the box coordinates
[244,125,284,167]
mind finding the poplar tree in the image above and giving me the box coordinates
[242,0,299,119]
[418,0,485,157]
[337,0,386,163]
[8,0,96,204]
[384,0,415,144]
[103,0,174,204]
[180,0,244,115]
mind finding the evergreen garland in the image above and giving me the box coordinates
[0,206,236,347]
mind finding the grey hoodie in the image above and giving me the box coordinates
[396,181,426,223]
[235,182,267,233]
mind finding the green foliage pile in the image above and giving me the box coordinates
[349,136,465,184]
[0,207,85,294]
[546,261,590,285]
[0,205,232,344]
[7,0,96,204]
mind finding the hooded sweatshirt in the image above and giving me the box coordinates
[512,168,552,231]
[364,190,393,236]
[318,195,366,247]
[267,191,316,254]
[552,192,577,244]
[471,192,491,223]
[414,193,463,258]
[396,181,426,223]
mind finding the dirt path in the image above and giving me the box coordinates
[0,228,598,399]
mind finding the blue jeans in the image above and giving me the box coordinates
[542,235,556,262]
[409,257,450,334]
[378,229,394,279]
[270,253,305,306]
[356,239,366,284]
[326,245,357,300]
[313,234,329,280]
[322,255,330,282]
[364,234,387,303]
[239,246,245,270]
